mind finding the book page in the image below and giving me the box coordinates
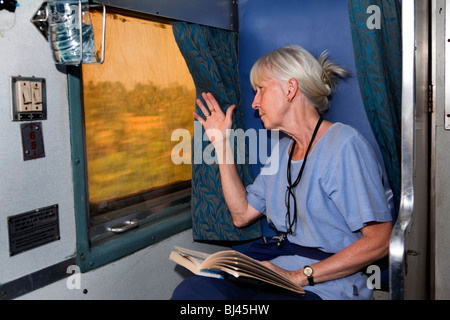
[174,246,211,260]
[170,247,304,294]
[202,250,304,294]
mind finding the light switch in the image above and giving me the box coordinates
[32,81,43,111]
[16,81,32,112]
[11,76,47,121]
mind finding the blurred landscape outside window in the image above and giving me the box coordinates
[82,9,195,220]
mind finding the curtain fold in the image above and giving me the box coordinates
[172,21,261,241]
[347,0,402,219]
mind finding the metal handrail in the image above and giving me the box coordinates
[389,0,415,300]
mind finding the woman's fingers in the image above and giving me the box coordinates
[194,93,236,148]
[196,98,211,119]
[225,104,236,124]
[202,92,225,117]
[193,111,204,124]
[195,92,235,128]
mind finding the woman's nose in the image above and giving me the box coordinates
[252,92,260,109]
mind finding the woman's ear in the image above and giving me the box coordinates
[286,78,298,102]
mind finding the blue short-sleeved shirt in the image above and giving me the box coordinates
[246,123,392,300]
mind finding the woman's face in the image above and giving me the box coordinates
[251,76,288,130]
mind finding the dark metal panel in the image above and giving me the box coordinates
[8,204,60,256]
[95,0,238,31]
[20,122,45,160]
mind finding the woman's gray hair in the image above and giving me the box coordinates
[250,45,349,114]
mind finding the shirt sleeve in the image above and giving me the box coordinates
[322,132,392,232]
[245,137,288,215]
[246,172,267,214]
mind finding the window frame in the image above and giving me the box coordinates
[67,17,193,271]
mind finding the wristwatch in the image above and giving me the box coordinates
[303,266,315,286]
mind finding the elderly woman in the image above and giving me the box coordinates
[172,45,393,300]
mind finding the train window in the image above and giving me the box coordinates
[71,8,195,270]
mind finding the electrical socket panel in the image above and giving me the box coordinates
[11,76,47,121]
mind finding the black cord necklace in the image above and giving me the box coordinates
[284,116,323,237]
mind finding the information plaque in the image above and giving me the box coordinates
[8,204,60,256]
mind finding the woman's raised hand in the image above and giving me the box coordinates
[193,92,235,149]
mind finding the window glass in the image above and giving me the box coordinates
[82,10,195,226]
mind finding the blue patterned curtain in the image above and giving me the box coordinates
[347,0,402,219]
[172,22,261,241]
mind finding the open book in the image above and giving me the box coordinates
[170,246,304,295]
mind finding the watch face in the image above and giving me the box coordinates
[304,267,313,276]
